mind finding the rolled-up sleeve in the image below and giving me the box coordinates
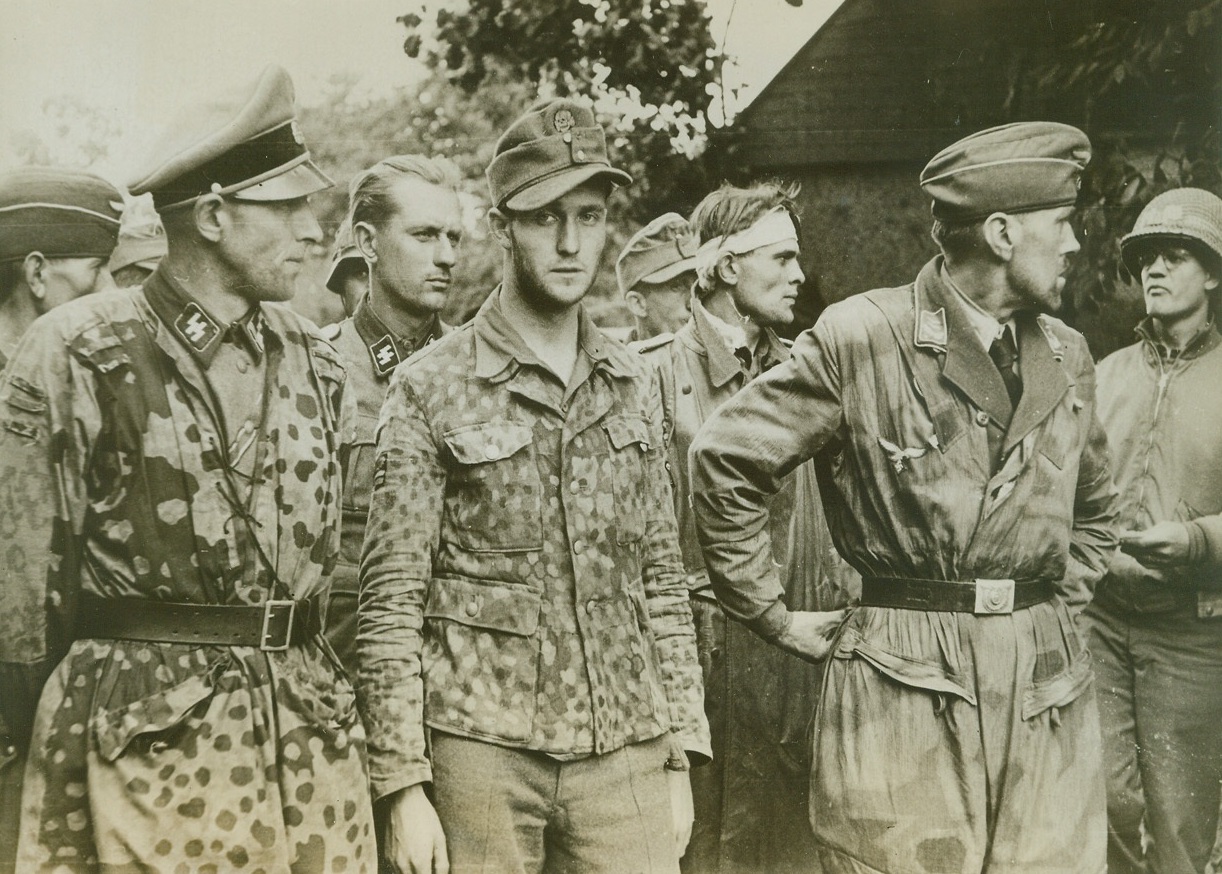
[691,320,844,642]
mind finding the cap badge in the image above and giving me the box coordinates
[291,120,304,146]
[554,109,575,135]
[175,302,220,352]
[370,334,399,376]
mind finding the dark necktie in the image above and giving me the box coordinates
[988,327,1022,407]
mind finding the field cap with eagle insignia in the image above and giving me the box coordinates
[0,167,124,262]
[128,65,333,211]
[486,97,632,212]
[920,121,1091,223]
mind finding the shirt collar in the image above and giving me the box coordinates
[473,286,636,383]
[942,265,1014,352]
[691,298,790,386]
[1135,315,1221,362]
[143,267,267,368]
[353,296,445,379]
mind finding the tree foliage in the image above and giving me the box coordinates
[398,0,724,221]
[1021,0,1222,356]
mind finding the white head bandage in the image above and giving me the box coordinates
[694,207,799,289]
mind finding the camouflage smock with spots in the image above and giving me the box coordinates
[0,271,375,872]
[356,289,710,800]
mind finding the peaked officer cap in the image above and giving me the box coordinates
[129,65,333,211]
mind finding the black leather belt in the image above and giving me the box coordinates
[861,576,1054,614]
[76,593,323,651]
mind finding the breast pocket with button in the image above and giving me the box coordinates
[442,421,543,553]
[602,415,650,544]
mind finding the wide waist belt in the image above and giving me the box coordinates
[861,576,1055,614]
[76,593,323,652]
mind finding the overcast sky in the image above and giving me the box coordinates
[0,0,841,179]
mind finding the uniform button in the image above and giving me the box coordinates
[465,600,479,617]
[570,480,581,494]
[484,444,500,460]
[586,599,598,613]
[681,384,692,395]
[237,359,249,374]
[572,539,585,555]
[1205,605,1215,617]
[975,410,990,427]
[576,149,586,160]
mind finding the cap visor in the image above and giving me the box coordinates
[640,256,697,286]
[326,254,367,293]
[230,159,334,202]
[504,165,632,212]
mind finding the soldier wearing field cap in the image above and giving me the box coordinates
[1088,187,1222,874]
[0,167,123,372]
[356,98,708,874]
[617,212,697,341]
[1,65,375,871]
[326,218,368,318]
[691,121,1117,872]
[106,198,167,288]
[0,165,123,874]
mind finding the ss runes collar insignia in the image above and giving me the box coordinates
[370,335,399,376]
[176,302,220,352]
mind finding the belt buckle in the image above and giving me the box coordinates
[974,579,1015,615]
[260,600,296,651]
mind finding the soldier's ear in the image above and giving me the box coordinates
[624,289,648,319]
[982,212,1015,262]
[487,208,513,251]
[715,253,740,287]
[192,194,226,243]
[22,252,48,300]
[353,221,378,263]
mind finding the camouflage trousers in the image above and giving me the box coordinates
[810,599,1106,874]
[17,639,375,872]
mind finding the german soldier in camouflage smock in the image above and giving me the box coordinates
[0,166,124,874]
[356,98,710,874]
[322,154,464,677]
[692,123,1118,872]
[0,66,376,871]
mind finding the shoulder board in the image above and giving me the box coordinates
[628,332,675,354]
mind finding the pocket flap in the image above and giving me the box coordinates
[836,626,976,706]
[425,578,542,636]
[1022,650,1093,721]
[443,422,533,465]
[93,672,215,763]
[603,415,650,451]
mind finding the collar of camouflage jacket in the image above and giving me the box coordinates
[143,267,270,368]
[472,285,638,383]
[352,296,446,379]
[689,299,790,389]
